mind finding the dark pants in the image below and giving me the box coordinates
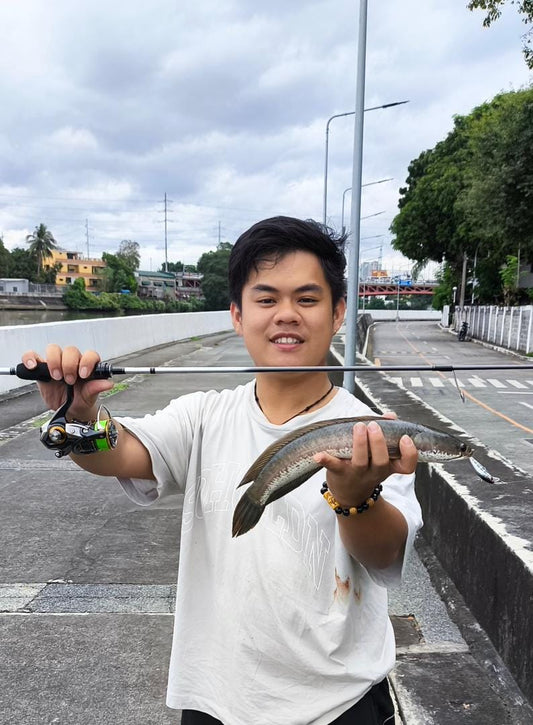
[181,678,395,725]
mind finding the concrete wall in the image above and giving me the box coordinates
[358,309,441,321]
[0,311,232,395]
[454,305,533,354]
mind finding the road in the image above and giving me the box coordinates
[368,320,533,474]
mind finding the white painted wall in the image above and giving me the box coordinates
[360,309,441,321]
[0,311,232,395]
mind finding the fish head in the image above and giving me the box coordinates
[412,429,474,462]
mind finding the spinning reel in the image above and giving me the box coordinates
[40,384,118,458]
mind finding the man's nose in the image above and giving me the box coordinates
[273,300,300,323]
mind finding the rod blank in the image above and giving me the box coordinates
[2,361,533,382]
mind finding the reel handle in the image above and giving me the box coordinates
[13,362,113,382]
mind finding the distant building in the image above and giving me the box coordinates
[0,278,29,294]
[47,250,106,292]
[360,260,381,281]
[175,270,203,301]
[136,270,177,299]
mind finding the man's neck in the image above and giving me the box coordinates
[254,373,335,425]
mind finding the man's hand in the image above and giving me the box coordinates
[312,414,418,507]
[21,344,114,420]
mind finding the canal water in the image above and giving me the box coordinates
[0,309,119,327]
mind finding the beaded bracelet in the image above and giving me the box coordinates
[320,482,383,516]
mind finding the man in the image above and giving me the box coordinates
[23,216,421,724]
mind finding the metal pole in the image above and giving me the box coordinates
[341,187,351,234]
[343,0,368,393]
[322,103,407,225]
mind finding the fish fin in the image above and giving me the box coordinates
[232,491,265,537]
[237,416,381,486]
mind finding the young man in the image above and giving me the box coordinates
[23,216,421,725]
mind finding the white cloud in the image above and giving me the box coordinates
[0,0,531,273]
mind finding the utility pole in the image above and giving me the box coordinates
[164,193,168,273]
[85,219,90,258]
[459,251,467,309]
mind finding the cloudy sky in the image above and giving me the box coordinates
[0,1,531,276]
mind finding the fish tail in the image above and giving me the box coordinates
[232,491,265,537]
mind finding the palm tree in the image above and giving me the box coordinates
[26,223,58,274]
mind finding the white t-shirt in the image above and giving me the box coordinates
[117,382,422,725]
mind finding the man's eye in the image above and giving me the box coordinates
[257,298,275,305]
[299,297,317,304]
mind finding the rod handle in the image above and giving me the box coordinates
[13,362,113,382]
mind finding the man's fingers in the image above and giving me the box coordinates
[312,451,345,472]
[390,435,418,475]
[78,351,102,380]
[21,351,42,370]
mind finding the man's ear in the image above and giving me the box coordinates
[333,297,346,333]
[230,301,243,336]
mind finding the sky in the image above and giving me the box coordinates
[0,0,531,278]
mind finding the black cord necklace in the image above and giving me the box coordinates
[254,380,335,424]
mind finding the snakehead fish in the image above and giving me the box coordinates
[232,416,474,537]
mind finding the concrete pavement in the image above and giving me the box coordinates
[1,329,532,723]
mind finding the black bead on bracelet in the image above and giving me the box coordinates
[320,482,383,516]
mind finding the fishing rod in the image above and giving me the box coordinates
[3,361,533,381]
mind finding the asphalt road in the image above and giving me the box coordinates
[1,327,532,723]
[368,320,533,475]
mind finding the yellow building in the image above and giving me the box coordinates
[47,250,106,292]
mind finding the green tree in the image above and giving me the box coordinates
[25,223,58,275]
[7,247,38,281]
[0,237,11,277]
[390,114,481,281]
[461,88,533,264]
[117,240,140,271]
[499,254,523,305]
[161,261,184,273]
[468,0,533,68]
[102,251,138,293]
[197,242,233,310]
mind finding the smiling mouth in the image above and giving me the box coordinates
[271,336,303,345]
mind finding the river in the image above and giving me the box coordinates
[0,309,120,327]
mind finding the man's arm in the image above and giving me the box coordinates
[313,420,418,570]
[22,344,154,480]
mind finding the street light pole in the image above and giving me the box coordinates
[323,104,407,226]
[343,0,368,392]
[341,178,392,233]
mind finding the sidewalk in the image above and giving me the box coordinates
[0,331,531,724]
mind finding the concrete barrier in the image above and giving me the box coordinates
[0,311,232,395]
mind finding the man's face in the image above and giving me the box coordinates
[230,250,345,367]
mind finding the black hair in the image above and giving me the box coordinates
[228,216,347,308]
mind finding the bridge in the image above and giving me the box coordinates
[360,281,437,296]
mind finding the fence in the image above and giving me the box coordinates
[453,305,533,355]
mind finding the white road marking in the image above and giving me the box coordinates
[519,402,533,410]
[389,377,404,387]
[448,378,464,388]
[468,378,486,388]
[507,380,527,389]
[429,378,444,387]
[410,377,423,387]
[487,379,506,388]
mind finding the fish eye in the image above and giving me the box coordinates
[460,442,468,452]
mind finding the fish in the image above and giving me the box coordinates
[232,416,475,537]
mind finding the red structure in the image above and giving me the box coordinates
[359,282,436,296]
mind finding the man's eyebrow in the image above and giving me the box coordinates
[250,283,324,294]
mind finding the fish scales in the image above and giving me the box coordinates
[232,416,477,537]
